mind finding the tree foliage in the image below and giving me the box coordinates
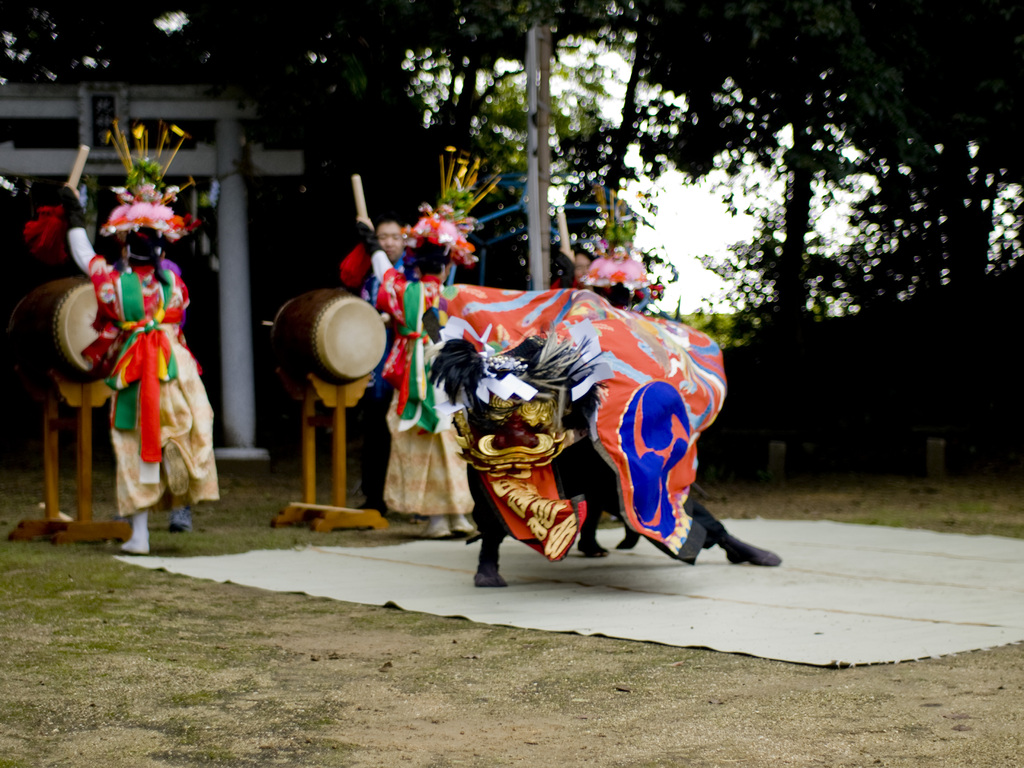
[4,2,1023,465]
[4,1,1023,317]
[636,1,1022,329]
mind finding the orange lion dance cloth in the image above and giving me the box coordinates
[433,286,726,562]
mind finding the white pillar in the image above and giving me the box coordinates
[214,118,260,455]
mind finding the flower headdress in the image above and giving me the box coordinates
[580,186,651,292]
[405,147,498,268]
[101,120,200,242]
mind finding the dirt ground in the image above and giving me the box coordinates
[1,458,1022,767]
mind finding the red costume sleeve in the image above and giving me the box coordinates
[339,244,372,289]
[176,273,190,311]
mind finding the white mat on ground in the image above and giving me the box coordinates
[119,519,1024,666]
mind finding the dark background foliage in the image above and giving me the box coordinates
[2,2,1021,474]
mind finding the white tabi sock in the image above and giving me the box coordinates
[424,515,451,539]
[121,510,150,555]
[449,514,475,534]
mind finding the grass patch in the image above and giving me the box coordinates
[167,690,220,707]
[2,461,1022,767]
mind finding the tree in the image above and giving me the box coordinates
[627,0,1024,328]
[833,1,1024,310]
[7,1,1022,315]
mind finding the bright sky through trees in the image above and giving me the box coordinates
[551,43,755,314]
[629,171,754,314]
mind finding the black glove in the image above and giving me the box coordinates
[59,186,86,230]
[552,249,574,288]
[356,220,382,255]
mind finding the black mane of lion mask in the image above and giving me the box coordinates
[432,333,604,436]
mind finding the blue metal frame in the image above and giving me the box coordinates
[462,173,605,286]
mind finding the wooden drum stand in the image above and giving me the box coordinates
[271,370,388,532]
[8,371,131,544]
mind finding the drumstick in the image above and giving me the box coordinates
[351,174,368,220]
[67,145,90,188]
[556,209,572,258]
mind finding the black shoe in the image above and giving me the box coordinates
[616,528,641,550]
[168,506,192,533]
[578,540,609,557]
[719,534,782,566]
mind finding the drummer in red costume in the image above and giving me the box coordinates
[60,122,219,554]
[343,151,495,538]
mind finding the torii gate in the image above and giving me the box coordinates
[0,82,305,461]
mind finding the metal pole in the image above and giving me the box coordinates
[526,26,543,290]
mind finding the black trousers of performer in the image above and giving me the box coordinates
[360,395,392,512]
[470,438,728,550]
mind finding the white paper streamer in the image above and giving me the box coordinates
[440,316,492,351]
[564,320,611,401]
[482,374,538,402]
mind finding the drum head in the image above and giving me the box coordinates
[7,277,102,381]
[55,282,99,374]
[316,296,386,382]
